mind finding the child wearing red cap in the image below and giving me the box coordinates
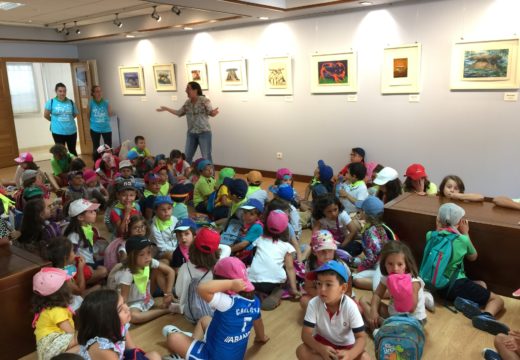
[403,163,437,195]
[163,257,269,360]
[174,227,225,322]
[32,267,79,359]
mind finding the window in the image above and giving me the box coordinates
[7,63,39,114]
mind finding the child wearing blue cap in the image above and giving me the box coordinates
[296,260,369,360]
[230,198,264,264]
[151,195,178,261]
[193,159,215,214]
[170,218,197,271]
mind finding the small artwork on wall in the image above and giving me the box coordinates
[264,56,293,95]
[219,59,248,91]
[185,62,208,90]
[310,52,357,93]
[381,43,421,94]
[153,64,176,92]
[450,38,520,90]
[118,66,145,95]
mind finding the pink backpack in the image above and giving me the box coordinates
[104,237,126,272]
[387,273,414,313]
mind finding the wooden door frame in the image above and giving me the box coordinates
[70,61,94,156]
[0,57,93,162]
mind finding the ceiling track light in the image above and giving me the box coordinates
[171,6,181,16]
[74,21,81,35]
[113,13,122,28]
[56,23,65,33]
[65,26,70,36]
[151,6,161,22]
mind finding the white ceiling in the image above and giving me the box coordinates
[0,0,414,43]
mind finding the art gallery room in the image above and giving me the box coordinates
[1,0,520,359]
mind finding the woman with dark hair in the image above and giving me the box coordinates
[156,81,219,163]
[88,85,114,161]
[44,82,79,156]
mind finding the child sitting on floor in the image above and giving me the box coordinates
[361,241,427,329]
[336,162,369,214]
[170,183,193,220]
[230,199,264,264]
[108,235,177,323]
[245,170,268,204]
[50,144,74,187]
[296,260,369,360]
[151,195,178,261]
[426,203,508,335]
[163,256,269,360]
[404,163,437,195]
[193,160,215,214]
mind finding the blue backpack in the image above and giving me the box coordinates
[419,231,459,290]
[374,314,425,360]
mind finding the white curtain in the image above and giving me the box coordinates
[7,63,39,114]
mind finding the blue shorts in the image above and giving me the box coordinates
[186,340,209,360]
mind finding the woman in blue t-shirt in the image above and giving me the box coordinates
[88,85,114,161]
[44,82,79,156]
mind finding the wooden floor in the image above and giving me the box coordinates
[2,159,519,360]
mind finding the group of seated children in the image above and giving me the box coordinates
[1,142,519,360]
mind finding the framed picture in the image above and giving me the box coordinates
[152,64,176,92]
[185,62,208,90]
[219,59,248,91]
[310,52,357,93]
[381,43,421,94]
[450,38,520,90]
[264,56,293,95]
[118,66,145,95]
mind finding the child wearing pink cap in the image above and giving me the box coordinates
[163,257,269,360]
[32,267,79,359]
[247,209,301,310]
[13,151,39,188]
[300,230,352,310]
[83,169,108,208]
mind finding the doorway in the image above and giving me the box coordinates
[6,62,78,161]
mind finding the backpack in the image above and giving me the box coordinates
[374,314,425,360]
[219,217,242,246]
[206,190,218,214]
[185,266,214,324]
[104,237,126,272]
[419,231,460,291]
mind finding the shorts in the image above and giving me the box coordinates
[37,332,74,360]
[440,278,491,307]
[186,340,210,360]
[129,297,155,312]
[314,334,354,350]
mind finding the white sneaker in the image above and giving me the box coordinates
[162,354,184,360]
[162,325,193,338]
[424,291,435,313]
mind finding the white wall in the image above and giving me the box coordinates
[0,42,77,59]
[77,0,520,197]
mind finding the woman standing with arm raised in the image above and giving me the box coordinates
[156,81,219,163]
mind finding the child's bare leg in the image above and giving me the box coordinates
[166,333,195,358]
[495,333,520,360]
[485,292,505,317]
[353,277,373,290]
[193,316,212,340]
[144,351,161,360]
[130,308,170,324]
[474,280,487,289]
[151,265,175,297]
[303,184,311,201]
[87,266,108,284]
[296,343,322,360]
[300,294,312,311]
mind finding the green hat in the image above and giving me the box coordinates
[23,186,44,199]
[216,167,235,187]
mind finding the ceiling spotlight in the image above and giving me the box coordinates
[65,28,70,36]
[74,21,81,35]
[113,13,122,28]
[151,6,161,22]
[56,23,65,33]
[171,6,181,16]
